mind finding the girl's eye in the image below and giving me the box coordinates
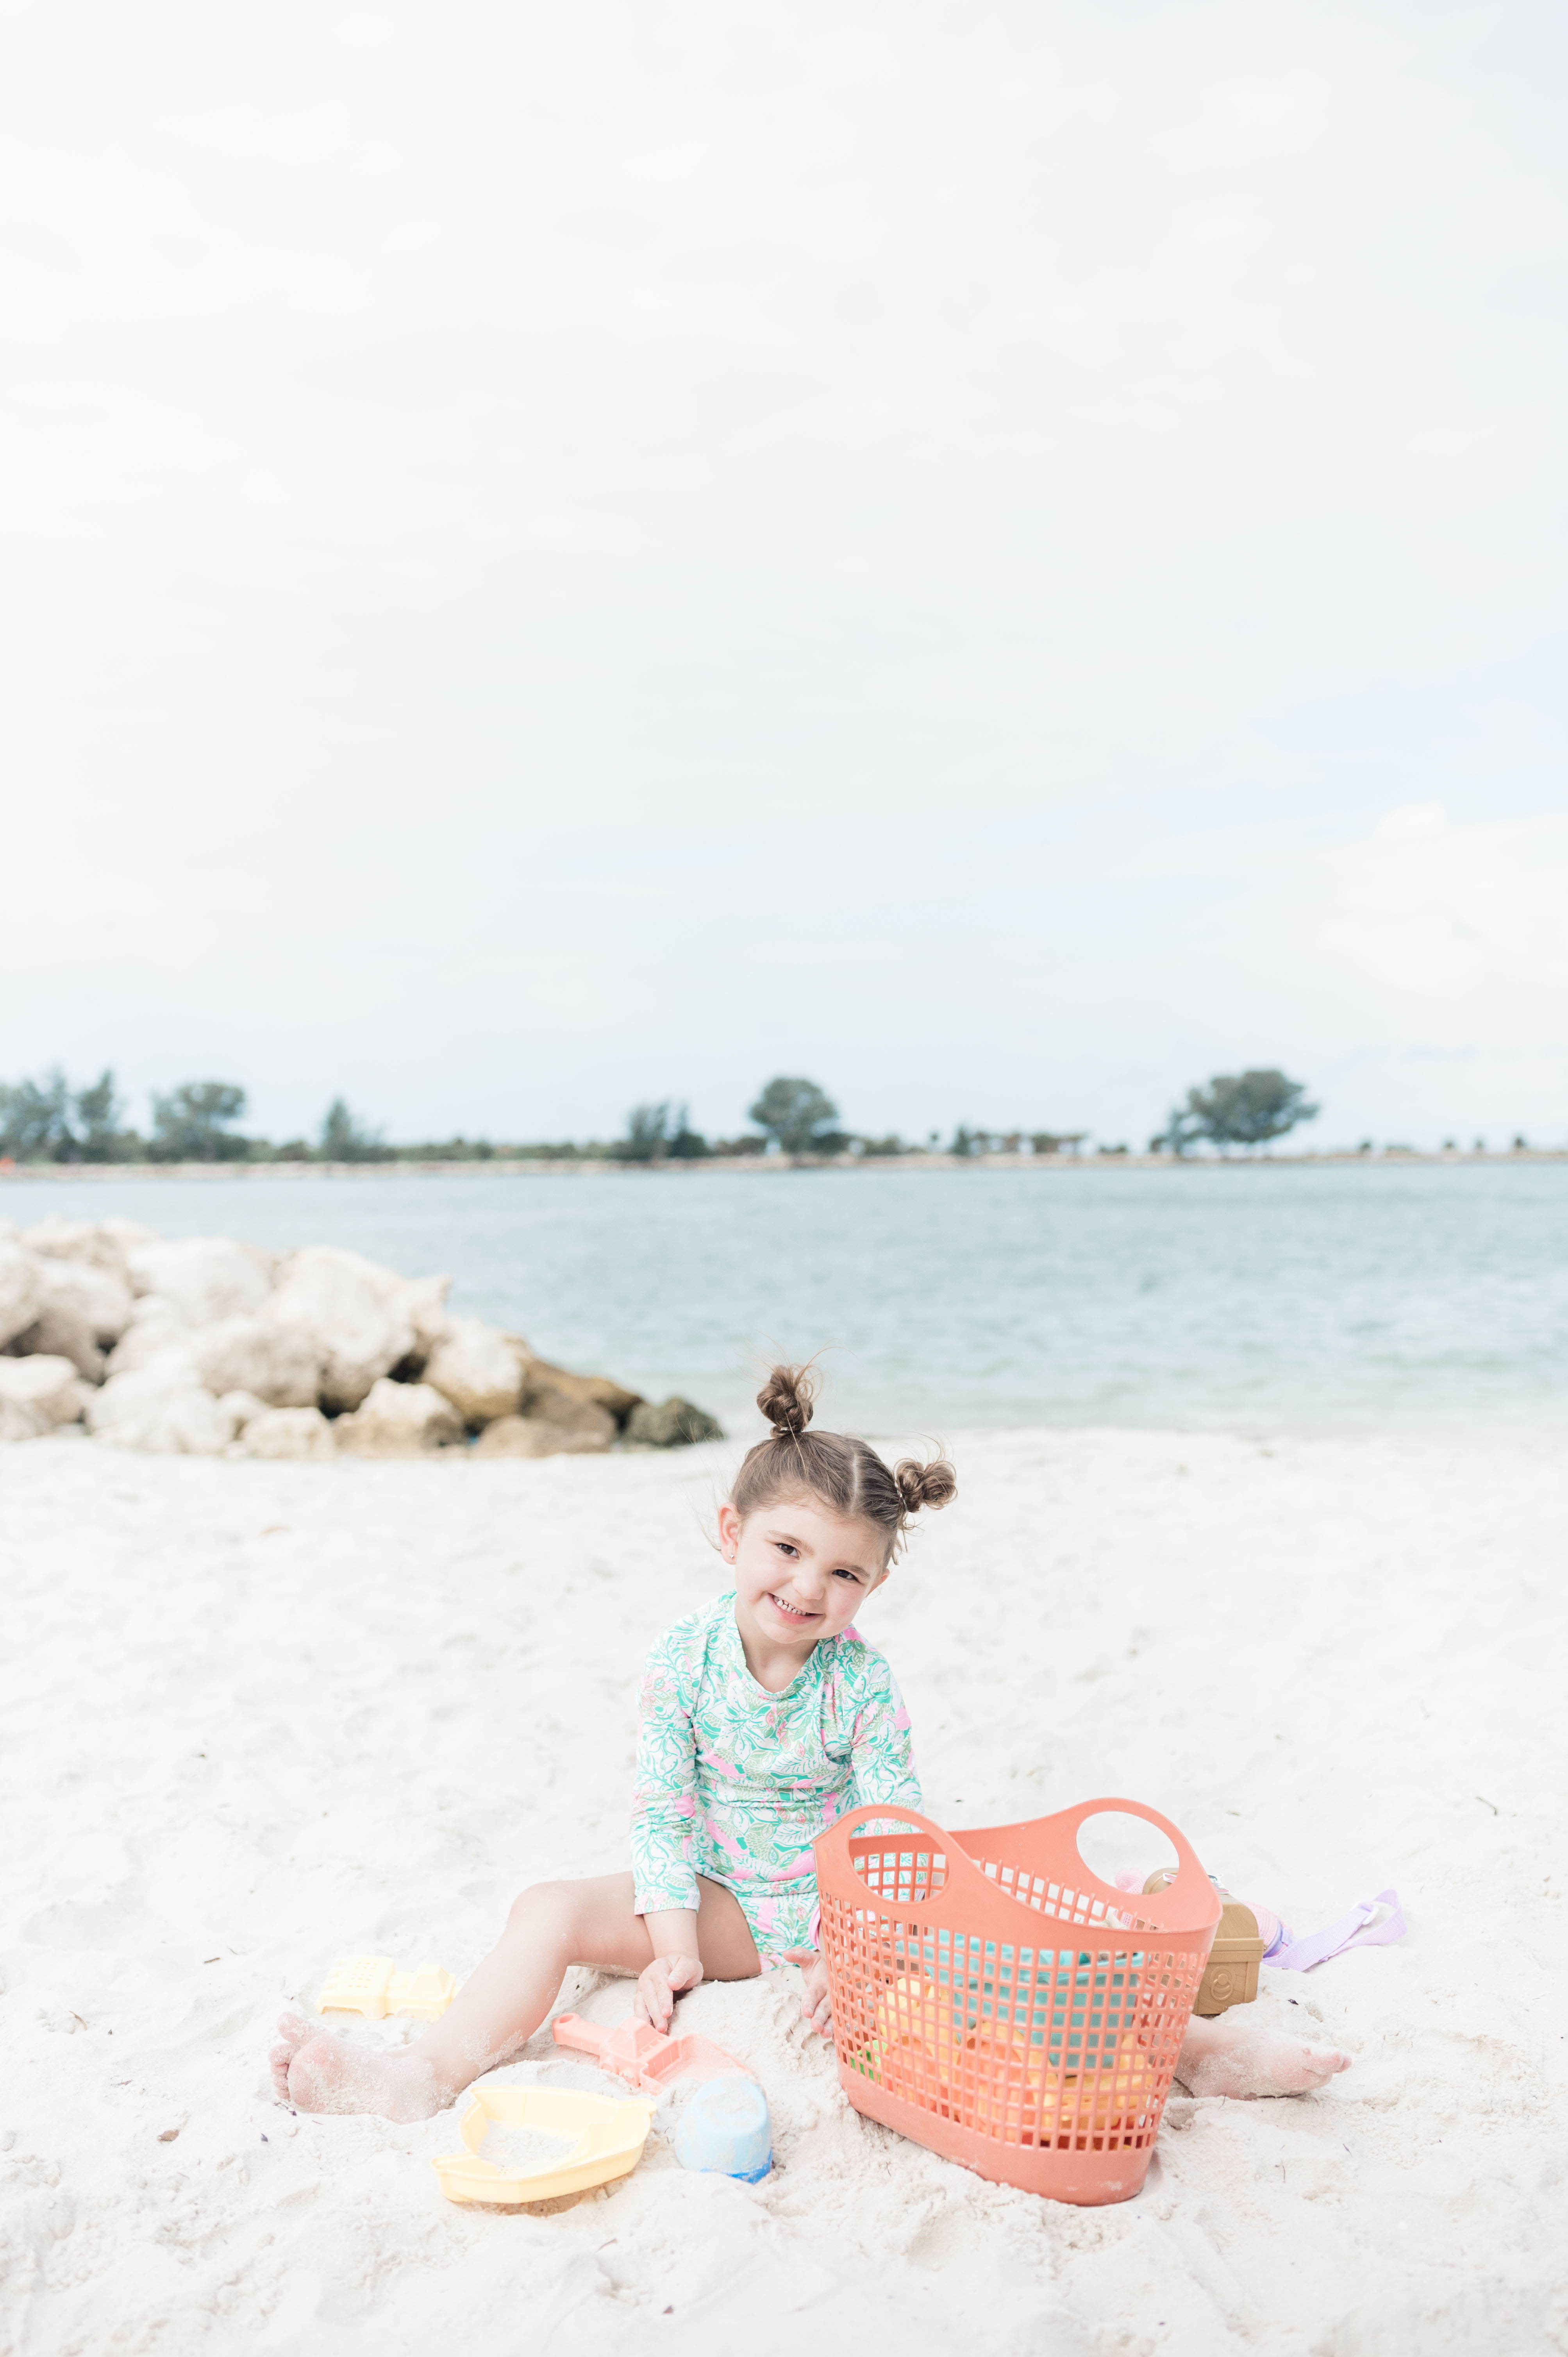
[774,1541,798,1557]
[833,1568,861,1583]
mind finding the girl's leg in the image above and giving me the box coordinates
[1175,2007,1351,2097]
[270,1873,761,2121]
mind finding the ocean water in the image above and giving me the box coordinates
[6,1165,1566,1446]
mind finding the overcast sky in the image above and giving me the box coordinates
[4,0,1565,1149]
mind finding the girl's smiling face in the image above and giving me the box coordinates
[720,1494,888,1676]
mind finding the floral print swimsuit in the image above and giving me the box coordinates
[630,1590,922,1960]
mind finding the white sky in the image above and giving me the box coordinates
[3,0,1565,1149]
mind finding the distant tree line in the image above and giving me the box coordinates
[0,1061,1379,1168]
[0,1073,399,1165]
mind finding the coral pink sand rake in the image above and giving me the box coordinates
[814,1796,1222,2206]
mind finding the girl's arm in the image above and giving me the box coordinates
[629,1637,704,2028]
[847,1655,922,1812]
[634,1908,702,2033]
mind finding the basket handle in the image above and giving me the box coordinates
[989,1795,1221,1935]
[814,1795,1221,1937]
[811,1801,1005,1926]
[814,1800,956,1872]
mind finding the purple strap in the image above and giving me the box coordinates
[1265,1889,1405,1972]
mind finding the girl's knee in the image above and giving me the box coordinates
[506,1879,582,1941]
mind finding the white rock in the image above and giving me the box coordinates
[0,1242,42,1351]
[32,1256,134,1346]
[267,1249,416,1412]
[187,1314,323,1409]
[123,1236,274,1323]
[422,1318,522,1426]
[21,1218,139,1279]
[11,1301,104,1382]
[333,1378,462,1456]
[400,1273,454,1361]
[215,1389,269,1436]
[0,1394,48,1444]
[104,1299,200,1380]
[86,1367,231,1454]
[0,1239,133,1375]
[99,1217,161,1254]
[0,1355,89,1427]
[240,1406,337,1461]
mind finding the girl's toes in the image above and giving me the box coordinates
[270,2010,318,2104]
[1301,2042,1353,2089]
[1264,2037,1352,2094]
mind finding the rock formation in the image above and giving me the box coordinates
[265,1247,419,1412]
[421,1317,523,1425]
[334,1377,464,1456]
[0,1353,93,1435]
[0,1215,721,1461]
[86,1365,237,1455]
[186,1313,323,1408]
[624,1397,726,1448]
[240,1405,337,1460]
[0,1238,43,1350]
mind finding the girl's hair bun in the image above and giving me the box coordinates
[757,1362,817,1440]
[893,1455,958,1515]
[730,1360,955,1562]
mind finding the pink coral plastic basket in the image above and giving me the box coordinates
[814,1796,1222,2206]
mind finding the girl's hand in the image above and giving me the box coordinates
[787,1949,834,2038]
[634,1951,703,2033]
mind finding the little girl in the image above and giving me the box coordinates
[270,1366,1349,2118]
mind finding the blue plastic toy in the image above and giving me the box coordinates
[671,2073,772,2182]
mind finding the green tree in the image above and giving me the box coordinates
[149,1080,250,1162]
[619,1103,672,1163]
[0,1067,141,1162]
[747,1076,841,1155]
[72,1069,129,1161]
[0,1068,73,1160]
[665,1103,710,1160]
[616,1102,711,1163]
[1158,1069,1318,1155]
[318,1098,393,1162]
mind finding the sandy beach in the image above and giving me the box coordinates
[3,1425,1565,2355]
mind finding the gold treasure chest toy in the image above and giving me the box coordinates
[1143,1870,1265,2014]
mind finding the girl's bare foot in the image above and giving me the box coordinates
[1176,2009,1352,2099]
[269,2011,447,2121]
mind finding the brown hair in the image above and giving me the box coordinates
[729,1363,957,1564]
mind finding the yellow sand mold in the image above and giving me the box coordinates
[318,1955,458,2020]
[431,2085,654,2207]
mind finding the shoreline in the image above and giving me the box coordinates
[3,1148,1565,1181]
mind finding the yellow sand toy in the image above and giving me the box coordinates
[431,2085,655,2207]
[317,1956,458,2021]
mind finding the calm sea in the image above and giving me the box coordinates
[6,1166,1566,1446]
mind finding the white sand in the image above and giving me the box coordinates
[2,1427,1565,2355]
